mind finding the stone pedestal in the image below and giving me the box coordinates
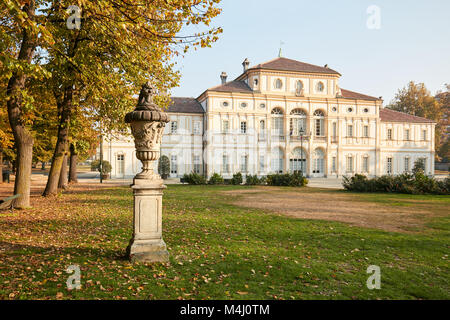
[126,178,169,263]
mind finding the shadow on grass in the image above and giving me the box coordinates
[0,241,129,261]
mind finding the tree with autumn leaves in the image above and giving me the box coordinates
[1,0,223,207]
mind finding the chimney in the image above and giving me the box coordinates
[242,58,250,72]
[220,72,227,84]
[324,64,328,68]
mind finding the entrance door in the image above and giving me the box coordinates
[117,154,125,178]
[311,149,325,177]
[290,148,306,174]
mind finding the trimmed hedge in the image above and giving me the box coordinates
[266,172,308,187]
[245,175,266,185]
[342,173,450,195]
[182,172,207,185]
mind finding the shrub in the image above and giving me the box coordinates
[266,172,308,187]
[182,172,207,185]
[412,159,425,175]
[90,160,100,171]
[91,160,112,174]
[230,172,243,185]
[158,155,170,179]
[245,174,266,185]
[208,173,224,185]
[343,172,449,195]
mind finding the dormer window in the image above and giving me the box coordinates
[316,81,324,92]
[254,78,258,86]
[275,79,283,89]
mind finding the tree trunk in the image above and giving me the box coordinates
[5,1,37,208]
[58,153,68,189]
[43,87,73,196]
[68,143,78,183]
[0,151,3,183]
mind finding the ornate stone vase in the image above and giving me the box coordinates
[124,82,170,263]
[125,82,169,180]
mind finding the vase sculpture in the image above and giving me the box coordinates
[125,82,170,263]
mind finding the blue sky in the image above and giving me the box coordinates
[171,0,450,104]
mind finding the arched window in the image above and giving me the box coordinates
[271,108,284,136]
[275,79,283,89]
[271,147,284,173]
[313,110,325,136]
[290,147,306,173]
[290,109,307,136]
[271,107,283,115]
[296,80,304,94]
[313,148,324,174]
[290,109,306,116]
[316,81,324,92]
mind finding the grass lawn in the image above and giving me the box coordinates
[0,184,449,300]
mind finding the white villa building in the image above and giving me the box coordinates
[100,56,435,179]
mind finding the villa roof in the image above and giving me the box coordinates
[207,80,253,94]
[248,57,341,75]
[380,108,435,123]
[167,97,204,114]
[340,88,381,101]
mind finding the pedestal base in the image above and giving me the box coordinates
[127,178,169,263]
[127,239,169,263]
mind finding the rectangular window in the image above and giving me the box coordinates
[387,157,393,174]
[405,129,410,141]
[404,157,410,172]
[193,155,201,174]
[315,119,324,136]
[332,157,337,172]
[240,155,248,173]
[332,122,337,138]
[346,156,353,173]
[422,129,427,141]
[272,117,283,134]
[222,120,229,134]
[171,121,178,134]
[362,157,369,173]
[170,155,177,174]
[222,155,229,173]
[347,125,353,137]
[387,129,392,140]
[259,155,265,171]
[240,121,247,134]
[193,121,201,135]
[363,125,369,138]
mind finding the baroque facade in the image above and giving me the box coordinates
[101,56,435,179]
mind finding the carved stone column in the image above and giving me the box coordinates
[125,82,170,263]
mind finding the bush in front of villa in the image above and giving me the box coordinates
[245,174,266,185]
[343,172,450,195]
[182,172,207,185]
[266,172,308,187]
[208,173,224,185]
